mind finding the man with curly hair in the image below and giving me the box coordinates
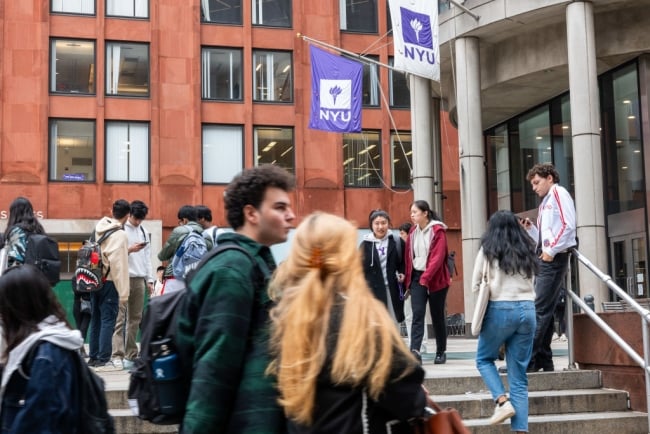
[176,164,296,434]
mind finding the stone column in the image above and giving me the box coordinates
[410,75,435,208]
[566,1,608,310]
[455,36,487,324]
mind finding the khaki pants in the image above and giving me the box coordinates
[112,277,146,360]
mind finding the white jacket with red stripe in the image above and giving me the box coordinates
[527,183,577,258]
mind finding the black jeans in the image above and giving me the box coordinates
[409,270,449,354]
[73,292,91,341]
[530,252,569,369]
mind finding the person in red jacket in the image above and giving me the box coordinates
[404,200,451,364]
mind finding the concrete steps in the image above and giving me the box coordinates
[424,370,648,433]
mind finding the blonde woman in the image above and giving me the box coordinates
[268,212,427,434]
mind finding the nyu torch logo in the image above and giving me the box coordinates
[400,7,435,65]
[319,79,352,122]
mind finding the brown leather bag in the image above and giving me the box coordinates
[413,397,471,434]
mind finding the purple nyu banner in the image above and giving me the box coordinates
[309,45,362,133]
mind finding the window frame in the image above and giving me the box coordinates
[201,46,243,101]
[202,124,245,184]
[251,0,292,28]
[105,41,150,98]
[252,50,293,103]
[105,0,149,19]
[48,118,97,183]
[340,0,378,34]
[104,120,151,183]
[253,126,295,173]
[201,0,242,24]
[389,57,410,108]
[390,131,412,188]
[49,38,96,95]
[343,130,383,188]
[51,0,96,15]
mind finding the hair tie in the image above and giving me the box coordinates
[309,248,323,269]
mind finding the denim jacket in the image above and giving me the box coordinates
[1,342,79,434]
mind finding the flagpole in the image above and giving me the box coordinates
[448,0,480,21]
[297,33,404,74]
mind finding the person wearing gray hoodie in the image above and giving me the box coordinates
[360,209,405,324]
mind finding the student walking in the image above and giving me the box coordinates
[473,210,537,432]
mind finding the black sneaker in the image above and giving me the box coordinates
[434,352,446,364]
[411,350,422,364]
[87,358,98,367]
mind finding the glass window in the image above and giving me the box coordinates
[602,63,645,214]
[105,121,149,183]
[106,0,148,18]
[362,56,379,107]
[203,124,244,183]
[49,119,95,182]
[51,0,94,14]
[389,57,410,108]
[201,0,242,24]
[391,132,411,188]
[254,127,294,173]
[50,39,95,95]
[340,0,377,33]
[106,42,149,97]
[550,94,574,196]
[343,131,382,187]
[486,124,511,214]
[252,0,291,27]
[202,47,242,101]
[252,50,293,102]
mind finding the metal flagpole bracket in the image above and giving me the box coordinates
[448,0,480,21]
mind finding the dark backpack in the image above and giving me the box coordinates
[23,232,61,286]
[24,342,115,434]
[128,242,270,425]
[73,228,120,294]
[171,227,208,281]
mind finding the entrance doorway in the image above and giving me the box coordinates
[610,233,648,299]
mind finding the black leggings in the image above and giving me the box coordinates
[73,293,91,341]
[410,270,449,354]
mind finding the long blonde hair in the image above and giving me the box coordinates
[268,212,416,425]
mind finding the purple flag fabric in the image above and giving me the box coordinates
[309,45,362,133]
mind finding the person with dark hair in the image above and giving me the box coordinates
[0,264,84,433]
[111,200,153,370]
[398,222,412,242]
[152,265,166,297]
[88,199,130,371]
[404,200,451,364]
[523,162,576,372]
[268,212,426,433]
[196,204,223,248]
[176,164,295,434]
[360,209,405,325]
[3,196,46,267]
[473,210,537,432]
[157,205,209,294]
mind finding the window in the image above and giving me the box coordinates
[389,57,410,108]
[253,50,293,102]
[106,0,148,18]
[340,0,377,33]
[252,0,291,27]
[50,39,95,95]
[486,124,511,214]
[201,0,242,24]
[254,127,294,173]
[362,56,379,107]
[203,125,244,183]
[343,131,382,187]
[515,106,551,210]
[105,121,149,183]
[106,42,149,97]
[391,132,412,188]
[202,47,243,100]
[49,119,95,182]
[51,0,94,14]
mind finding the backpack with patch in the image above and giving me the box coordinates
[73,228,120,294]
[128,242,270,425]
[24,342,115,434]
[171,227,208,281]
[23,233,61,286]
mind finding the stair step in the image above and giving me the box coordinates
[423,370,602,395]
[464,410,648,433]
[109,409,178,434]
[429,388,629,419]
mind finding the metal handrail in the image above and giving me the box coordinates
[566,247,650,427]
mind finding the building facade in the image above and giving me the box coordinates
[438,0,650,314]
[0,1,464,315]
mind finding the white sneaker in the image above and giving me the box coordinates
[94,360,121,372]
[489,400,515,425]
[122,359,134,370]
[552,332,560,341]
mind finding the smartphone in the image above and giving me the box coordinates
[139,241,149,246]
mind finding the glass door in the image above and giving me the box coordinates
[610,233,648,299]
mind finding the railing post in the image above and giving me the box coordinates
[566,253,577,370]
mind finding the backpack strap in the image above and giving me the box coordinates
[140,225,148,243]
[94,227,121,280]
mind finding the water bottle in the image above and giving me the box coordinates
[152,343,181,415]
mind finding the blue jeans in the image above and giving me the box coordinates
[476,300,536,432]
[89,281,119,363]
[530,252,569,369]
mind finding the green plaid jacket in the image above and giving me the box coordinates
[176,232,285,434]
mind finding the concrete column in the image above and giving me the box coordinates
[455,36,487,323]
[431,97,443,217]
[566,1,608,310]
[410,74,435,208]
